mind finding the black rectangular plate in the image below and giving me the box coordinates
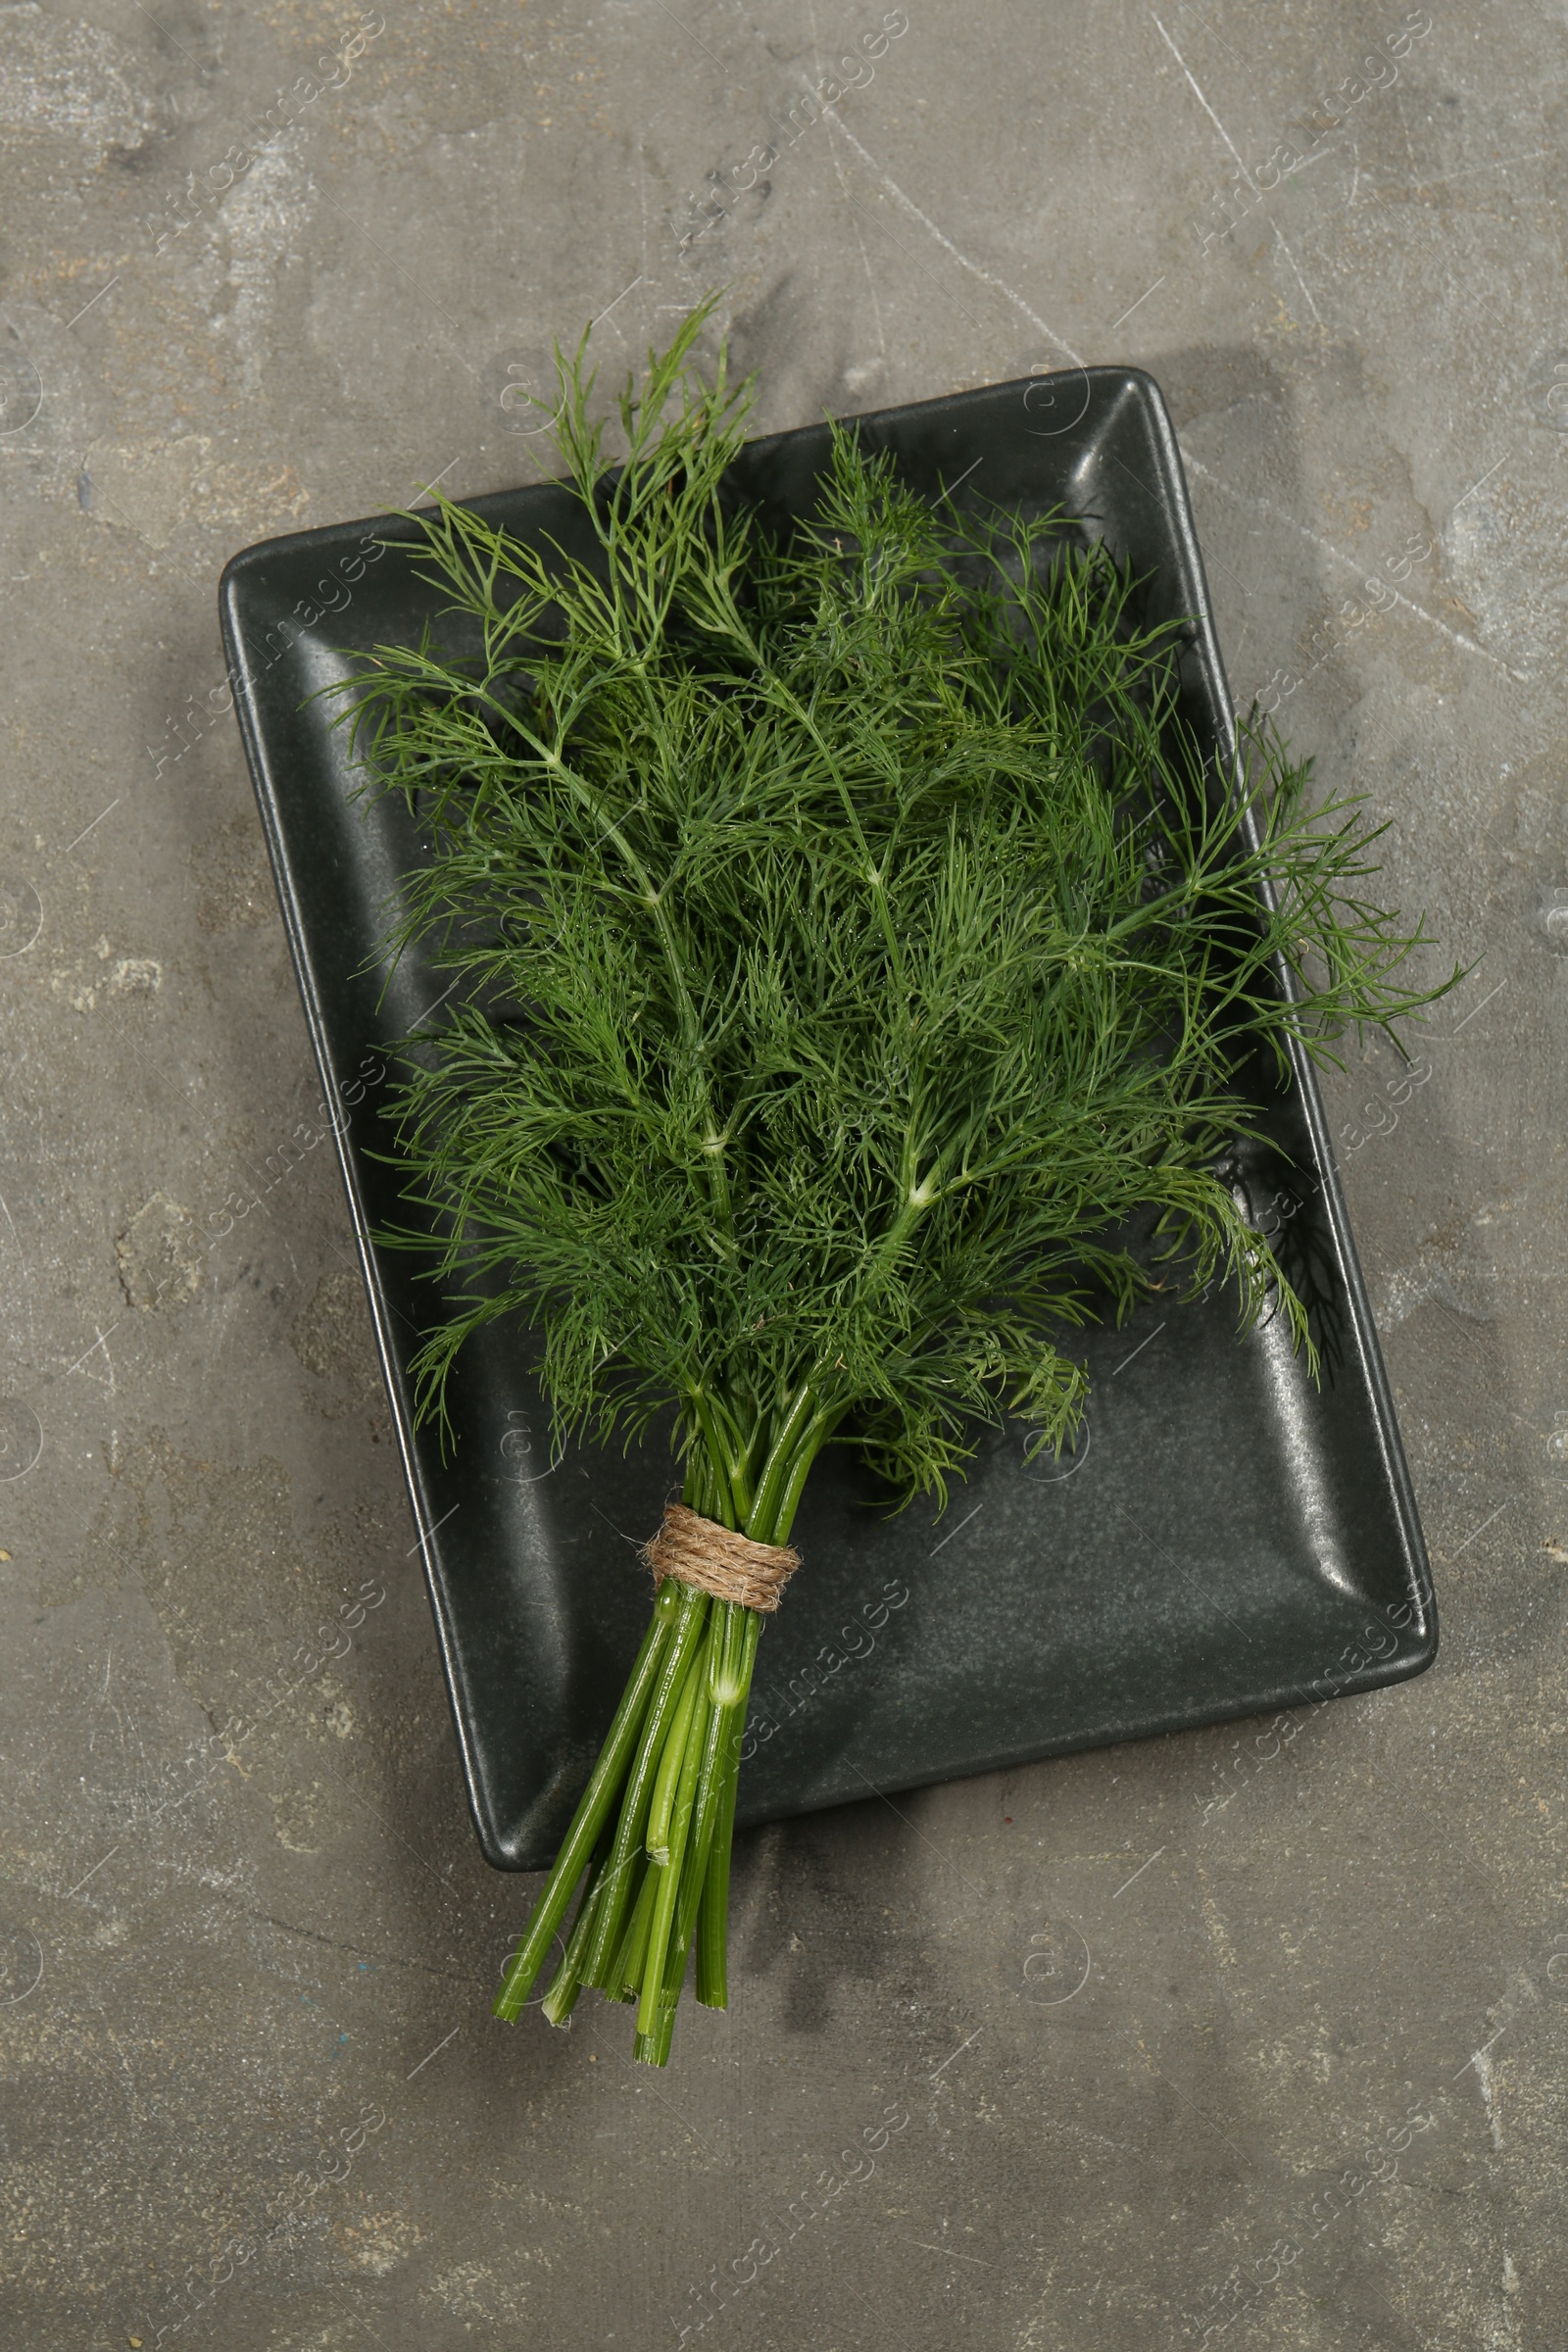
[220,367,1436,1871]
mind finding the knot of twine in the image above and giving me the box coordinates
[642,1502,801,1614]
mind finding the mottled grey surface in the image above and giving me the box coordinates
[1,1,1565,2345]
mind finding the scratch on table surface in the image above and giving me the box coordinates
[824,118,891,374]
[1180,454,1526,680]
[812,113,1087,367]
[0,1189,37,1355]
[1151,12,1256,192]
[1152,12,1323,324]
[1269,223,1325,327]
[1472,2045,1504,2150]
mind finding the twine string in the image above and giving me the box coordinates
[642,1501,801,1614]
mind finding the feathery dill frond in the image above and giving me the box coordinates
[331,308,1451,1515]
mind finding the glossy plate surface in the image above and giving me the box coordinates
[220,367,1436,1870]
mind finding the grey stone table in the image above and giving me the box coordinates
[2,3,1565,2345]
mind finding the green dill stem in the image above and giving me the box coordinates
[609,1852,659,1999]
[595,1425,788,2059]
[582,1642,689,1988]
[685,1443,718,1522]
[744,1384,821,1544]
[634,2002,679,2069]
[584,1461,732,1989]
[646,1637,705,1864]
[635,1796,716,2063]
[646,1417,801,2039]
[743,1391,841,1553]
[582,1843,650,1993]
[691,1388,757,1526]
[689,1391,743,1531]
[582,1580,710,1984]
[689,1601,758,2012]
[540,1827,613,2026]
[674,1603,746,1932]
[636,1632,716,2040]
[646,1777,725,2056]
[695,1743,741,2009]
[622,1404,818,2046]
[493,1581,679,2022]
[768,1422,838,1549]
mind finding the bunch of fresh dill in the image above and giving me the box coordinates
[335,305,1451,2064]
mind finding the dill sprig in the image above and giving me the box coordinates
[331,304,1455,2062]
